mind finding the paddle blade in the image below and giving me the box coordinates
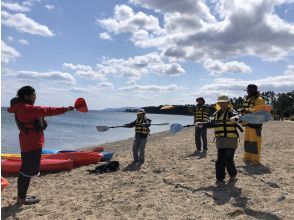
[96,126,110,132]
[160,105,175,110]
[240,111,272,124]
[170,123,183,133]
[75,98,88,112]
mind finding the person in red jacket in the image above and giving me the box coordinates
[7,86,74,205]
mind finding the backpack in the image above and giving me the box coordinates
[88,161,120,174]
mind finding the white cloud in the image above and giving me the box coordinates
[70,87,89,93]
[99,32,112,40]
[98,82,114,88]
[1,11,54,37]
[63,63,106,80]
[192,65,294,102]
[18,39,30,45]
[202,59,252,75]
[99,1,294,69]
[1,40,21,64]
[97,4,163,35]
[96,52,185,79]
[1,1,30,12]
[16,70,75,84]
[118,83,181,93]
[45,5,55,10]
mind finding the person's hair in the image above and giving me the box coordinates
[17,86,35,100]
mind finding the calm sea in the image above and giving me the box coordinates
[1,108,193,153]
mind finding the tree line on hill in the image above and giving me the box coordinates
[125,90,294,120]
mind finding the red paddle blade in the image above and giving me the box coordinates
[75,98,88,112]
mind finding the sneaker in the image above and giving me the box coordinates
[228,176,238,183]
[17,196,40,205]
[215,180,225,186]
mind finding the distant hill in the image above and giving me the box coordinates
[100,107,140,112]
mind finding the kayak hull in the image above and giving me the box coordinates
[99,151,114,161]
[44,152,102,166]
[1,159,73,173]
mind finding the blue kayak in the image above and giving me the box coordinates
[42,146,104,154]
[100,151,114,161]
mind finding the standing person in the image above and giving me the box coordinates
[188,97,209,154]
[7,86,74,205]
[240,84,265,164]
[124,109,151,164]
[197,95,240,185]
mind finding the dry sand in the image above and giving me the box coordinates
[1,121,294,220]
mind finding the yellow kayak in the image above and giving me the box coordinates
[1,153,21,159]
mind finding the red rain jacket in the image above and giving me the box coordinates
[7,101,68,152]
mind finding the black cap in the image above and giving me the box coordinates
[196,97,205,103]
[245,84,257,91]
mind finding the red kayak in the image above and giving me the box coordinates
[1,177,9,191]
[1,158,73,173]
[43,152,102,166]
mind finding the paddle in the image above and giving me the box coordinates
[96,123,170,132]
[170,110,272,133]
[74,98,88,112]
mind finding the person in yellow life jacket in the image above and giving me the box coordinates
[123,109,151,164]
[239,84,265,165]
[197,95,240,185]
[187,97,209,155]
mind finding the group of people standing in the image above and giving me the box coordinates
[8,83,265,205]
[189,84,265,185]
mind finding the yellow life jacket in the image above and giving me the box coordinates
[214,109,238,138]
[242,96,257,113]
[194,106,209,123]
[135,117,150,135]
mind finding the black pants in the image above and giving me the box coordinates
[215,148,237,181]
[18,149,42,199]
[195,127,207,151]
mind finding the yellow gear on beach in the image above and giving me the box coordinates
[135,118,149,135]
[214,109,238,138]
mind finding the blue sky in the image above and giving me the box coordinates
[1,0,294,109]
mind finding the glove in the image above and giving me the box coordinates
[67,106,74,111]
[195,122,203,128]
[230,116,239,123]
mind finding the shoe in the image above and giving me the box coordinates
[17,196,40,205]
[194,150,201,156]
[215,180,225,186]
[228,176,238,183]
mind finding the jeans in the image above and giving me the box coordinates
[195,126,207,151]
[132,138,147,162]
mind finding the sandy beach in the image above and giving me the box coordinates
[1,121,294,220]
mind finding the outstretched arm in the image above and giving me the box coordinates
[22,105,73,119]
